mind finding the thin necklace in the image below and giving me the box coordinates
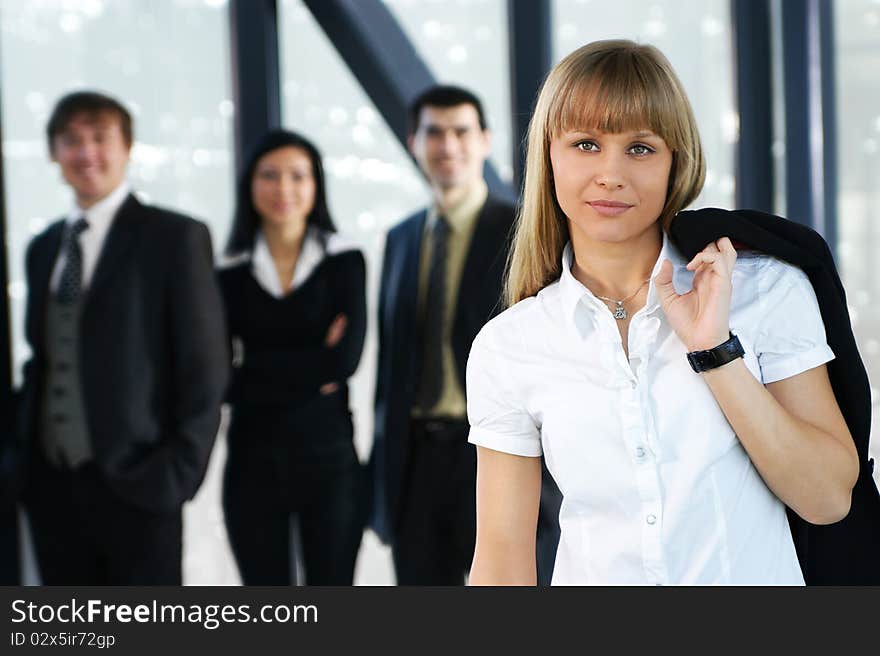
[594,279,650,321]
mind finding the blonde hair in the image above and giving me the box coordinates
[505,40,705,306]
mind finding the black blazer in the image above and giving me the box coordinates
[671,207,880,585]
[17,194,229,514]
[370,196,515,542]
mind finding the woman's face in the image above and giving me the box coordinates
[549,127,673,247]
[251,146,316,231]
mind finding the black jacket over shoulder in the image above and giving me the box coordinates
[17,194,229,514]
[370,196,514,543]
[670,207,880,585]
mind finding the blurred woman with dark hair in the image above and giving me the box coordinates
[219,129,367,585]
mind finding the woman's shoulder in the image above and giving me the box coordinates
[216,253,251,281]
[731,251,810,290]
[726,252,816,323]
[474,283,562,350]
[314,229,365,270]
[321,229,363,257]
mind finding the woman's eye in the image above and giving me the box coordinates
[628,143,655,156]
[575,141,599,152]
[258,170,278,181]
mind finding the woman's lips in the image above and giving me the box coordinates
[587,200,634,217]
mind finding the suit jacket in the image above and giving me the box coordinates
[17,194,229,514]
[670,207,880,585]
[370,195,514,542]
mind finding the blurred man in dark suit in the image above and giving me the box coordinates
[370,85,560,585]
[18,91,228,585]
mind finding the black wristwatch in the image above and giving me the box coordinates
[686,332,744,373]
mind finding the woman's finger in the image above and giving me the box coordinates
[686,252,721,270]
[687,254,734,282]
[716,237,738,267]
[716,237,736,253]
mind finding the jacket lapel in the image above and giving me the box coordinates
[451,198,510,383]
[27,222,65,348]
[398,210,426,321]
[85,193,145,303]
[456,198,508,322]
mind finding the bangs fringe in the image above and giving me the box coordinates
[547,49,682,149]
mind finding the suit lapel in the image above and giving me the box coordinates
[456,199,506,319]
[399,210,426,320]
[451,198,509,383]
[27,222,65,347]
[85,194,145,303]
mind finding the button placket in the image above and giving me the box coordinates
[641,506,668,585]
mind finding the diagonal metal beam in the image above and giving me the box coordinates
[301,0,512,199]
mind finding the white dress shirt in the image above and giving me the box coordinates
[249,227,358,298]
[467,233,834,585]
[49,180,131,292]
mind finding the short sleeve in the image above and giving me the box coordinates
[466,326,542,457]
[754,262,835,384]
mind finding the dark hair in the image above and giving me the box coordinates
[407,84,488,134]
[47,91,133,152]
[225,129,336,256]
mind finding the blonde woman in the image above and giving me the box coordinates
[466,40,859,585]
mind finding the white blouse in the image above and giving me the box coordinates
[466,234,834,585]
[248,227,358,298]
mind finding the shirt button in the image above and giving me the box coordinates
[635,446,646,459]
[646,514,657,525]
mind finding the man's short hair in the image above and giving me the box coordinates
[47,91,133,152]
[407,84,488,134]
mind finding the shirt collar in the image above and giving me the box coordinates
[559,230,687,330]
[67,179,131,233]
[426,178,488,233]
[252,226,325,298]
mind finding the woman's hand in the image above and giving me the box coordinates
[654,237,737,351]
[319,314,348,395]
[324,314,348,347]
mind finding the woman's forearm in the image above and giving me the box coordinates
[469,448,543,585]
[469,539,537,586]
[702,359,858,524]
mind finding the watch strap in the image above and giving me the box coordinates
[687,332,745,373]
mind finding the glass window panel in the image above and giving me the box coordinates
[382,0,513,182]
[834,0,880,483]
[0,0,236,584]
[1,0,235,387]
[552,0,736,211]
